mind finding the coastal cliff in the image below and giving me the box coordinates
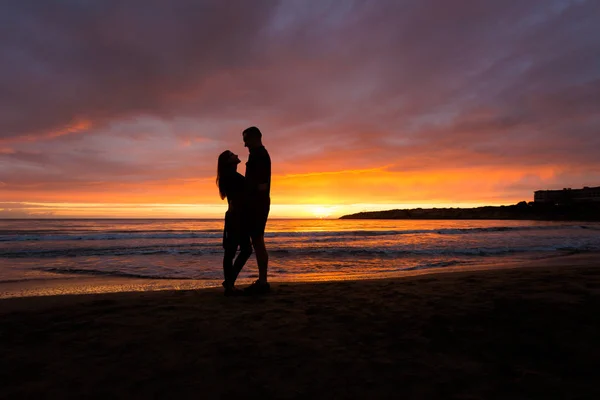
[340,202,600,221]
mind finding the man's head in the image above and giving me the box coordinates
[242,126,262,149]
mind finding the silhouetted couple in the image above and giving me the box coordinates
[216,127,271,296]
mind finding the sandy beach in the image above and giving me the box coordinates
[1,254,599,399]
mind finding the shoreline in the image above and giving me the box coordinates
[1,252,598,300]
[1,251,598,307]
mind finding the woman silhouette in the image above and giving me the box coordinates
[216,150,252,296]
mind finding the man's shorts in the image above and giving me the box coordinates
[245,201,270,238]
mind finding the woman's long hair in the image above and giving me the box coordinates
[216,151,235,200]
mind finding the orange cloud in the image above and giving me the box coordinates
[0,118,92,145]
[48,118,92,139]
[1,164,561,218]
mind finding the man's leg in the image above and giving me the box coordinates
[251,234,269,283]
[243,207,270,294]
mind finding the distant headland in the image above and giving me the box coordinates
[340,186,600,221]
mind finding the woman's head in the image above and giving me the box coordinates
[216,150,241,199]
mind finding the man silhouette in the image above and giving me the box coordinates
[242,126,271,294]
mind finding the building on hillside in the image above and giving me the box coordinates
[534,186,600,204]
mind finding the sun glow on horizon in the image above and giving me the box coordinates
[309,205,338,219]
[0,200,520,219]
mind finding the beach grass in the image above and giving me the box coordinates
[1,256,600,399]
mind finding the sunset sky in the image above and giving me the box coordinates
[1,0,599,218]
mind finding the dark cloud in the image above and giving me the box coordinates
[0,0,278,139]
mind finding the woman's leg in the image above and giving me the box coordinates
[222,243,237,288]
[231,235,252,285]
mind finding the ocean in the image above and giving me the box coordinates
[1,218,600,297]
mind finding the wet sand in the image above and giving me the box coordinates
[1,254,599,399]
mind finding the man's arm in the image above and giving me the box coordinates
[256,152,271,192]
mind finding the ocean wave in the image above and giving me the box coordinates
[0,228,223,236]
[399,260,464,271]
[0,231,222,242]
[270,245,596,257]
[0,224,588,242]
[266,226,575,238]
[37,267,198,280]
[0,245,207,258]
[2,242,597,259]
